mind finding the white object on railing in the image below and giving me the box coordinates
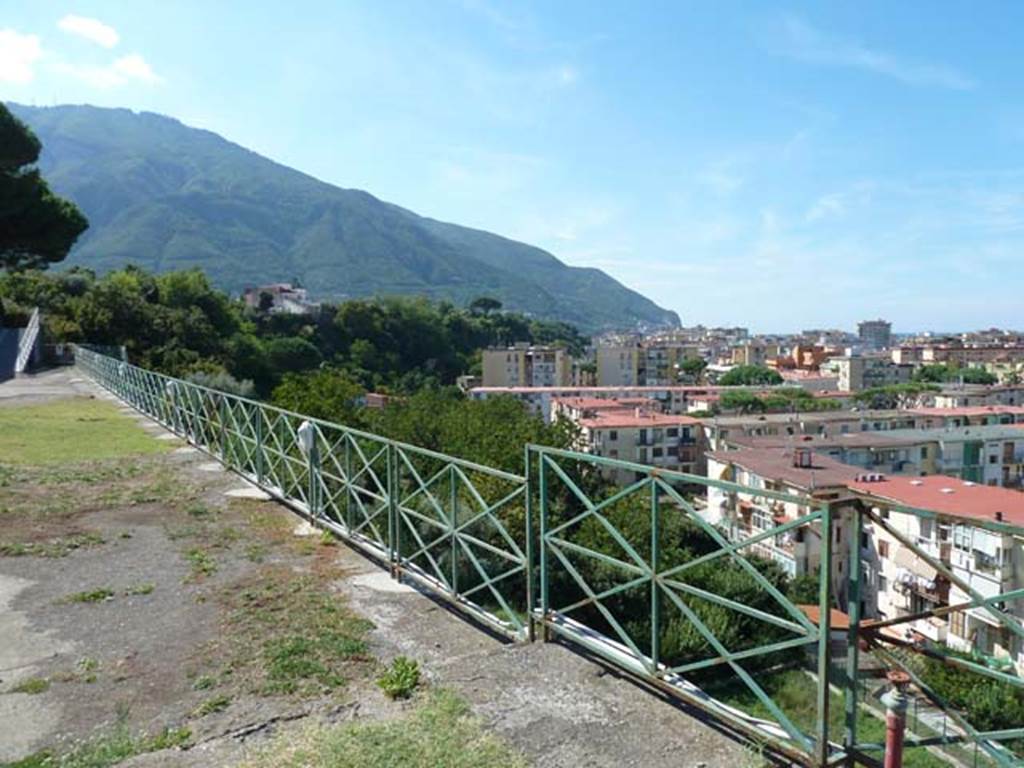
[14,307,40,373]
[297,420,315,456]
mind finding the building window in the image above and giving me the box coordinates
[667,428,678,437]
[609,430,618,441]
[950,611,966,639]
[878,540,889,559]
[653,447,663,457]
[877,574,888,593]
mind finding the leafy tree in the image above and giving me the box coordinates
[679,356,707,383]
[265,336,323,373]
[366,390,576,474]
[853,382,940,410]
[914,363,997,386]
[718,365,783,386]
[469,296,502,315]
[272,368,364,424]
[719,389,767,414]
[0,103,88,271]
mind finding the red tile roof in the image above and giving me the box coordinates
[850,475,1024,526]
[580,411,700,429]
[707,447,863,489]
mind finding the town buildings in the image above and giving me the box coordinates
[701,448,1024,672]
[553,397,703,484]
[852,475,1024,674]
[241,283,319,315]
[481,344,573,387]
[827,354,914,392]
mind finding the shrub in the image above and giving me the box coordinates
[377,656,420,699]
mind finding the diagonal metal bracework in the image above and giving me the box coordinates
[74,346,1024,767]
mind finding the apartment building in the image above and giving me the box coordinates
[568,401,703,485]
[908,344,1024,367]
[851,476,1024,674]
[731,340,780,367]
[481,344,572,388]
[909,405,1024,429]
[724,424,1024,489]
[930,384,1024,408]
[595,342,700,386]
[702,409,919,451]
[596,345,641,386]
[827,355,915,392]
[858,319,892,351]
[703,447,864,597]
[470,385,735,422]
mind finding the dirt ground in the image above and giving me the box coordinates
[0,369,757,768]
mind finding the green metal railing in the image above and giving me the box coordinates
[76,347,529,639]
[74,346,1024,767]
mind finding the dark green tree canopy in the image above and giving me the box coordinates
[0,103,88,271]
[718,364,784,386]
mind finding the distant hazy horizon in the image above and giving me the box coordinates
[3,2,1023,329]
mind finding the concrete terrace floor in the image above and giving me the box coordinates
[0,368,757,768]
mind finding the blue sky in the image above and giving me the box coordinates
[2,1,1022,332]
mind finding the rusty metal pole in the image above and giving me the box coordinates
[881,670,910,768]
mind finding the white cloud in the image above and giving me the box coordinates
[58,15,119,48]
[775,16,975,91]
[805,193,846,222]
[0,28,42,84]
[554,65,578,86]
[55,52,163,88]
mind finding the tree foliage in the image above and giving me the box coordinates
[0,103,88,271]
[718,365,784,386]
[0,266,589,395]
[852,382,940,410]
[913,363,998,385]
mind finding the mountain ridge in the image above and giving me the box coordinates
[10,103,680,331]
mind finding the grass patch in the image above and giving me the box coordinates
[0,532,105,558]
[185,548,217,581]
[2,723,191,768]
[377,656,420,700]
[192,674,216,691]
[193,694,232,717]
[0,398,167,465]
[214,566,372,698]
[125,583,155,596]
[187,502,213,518]
[239,689,525,768]
[11,677,50,695]
[64,587,115,604]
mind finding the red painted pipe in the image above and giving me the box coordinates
[884,704,906,768]
[882,670,910,768]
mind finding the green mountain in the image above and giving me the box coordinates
[10,104,679,331]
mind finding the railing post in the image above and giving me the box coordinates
[344,435,354,533]
[388,442,398,578]
[450,463,459,597]
[650,477,660,674]
[524,445,535,642]
[845,507,864,760]
[254,409,264,485]
[218,395,228,459]
[538,450,550,642]
[816,502,834,766]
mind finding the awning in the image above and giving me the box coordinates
[893,546,939,580]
